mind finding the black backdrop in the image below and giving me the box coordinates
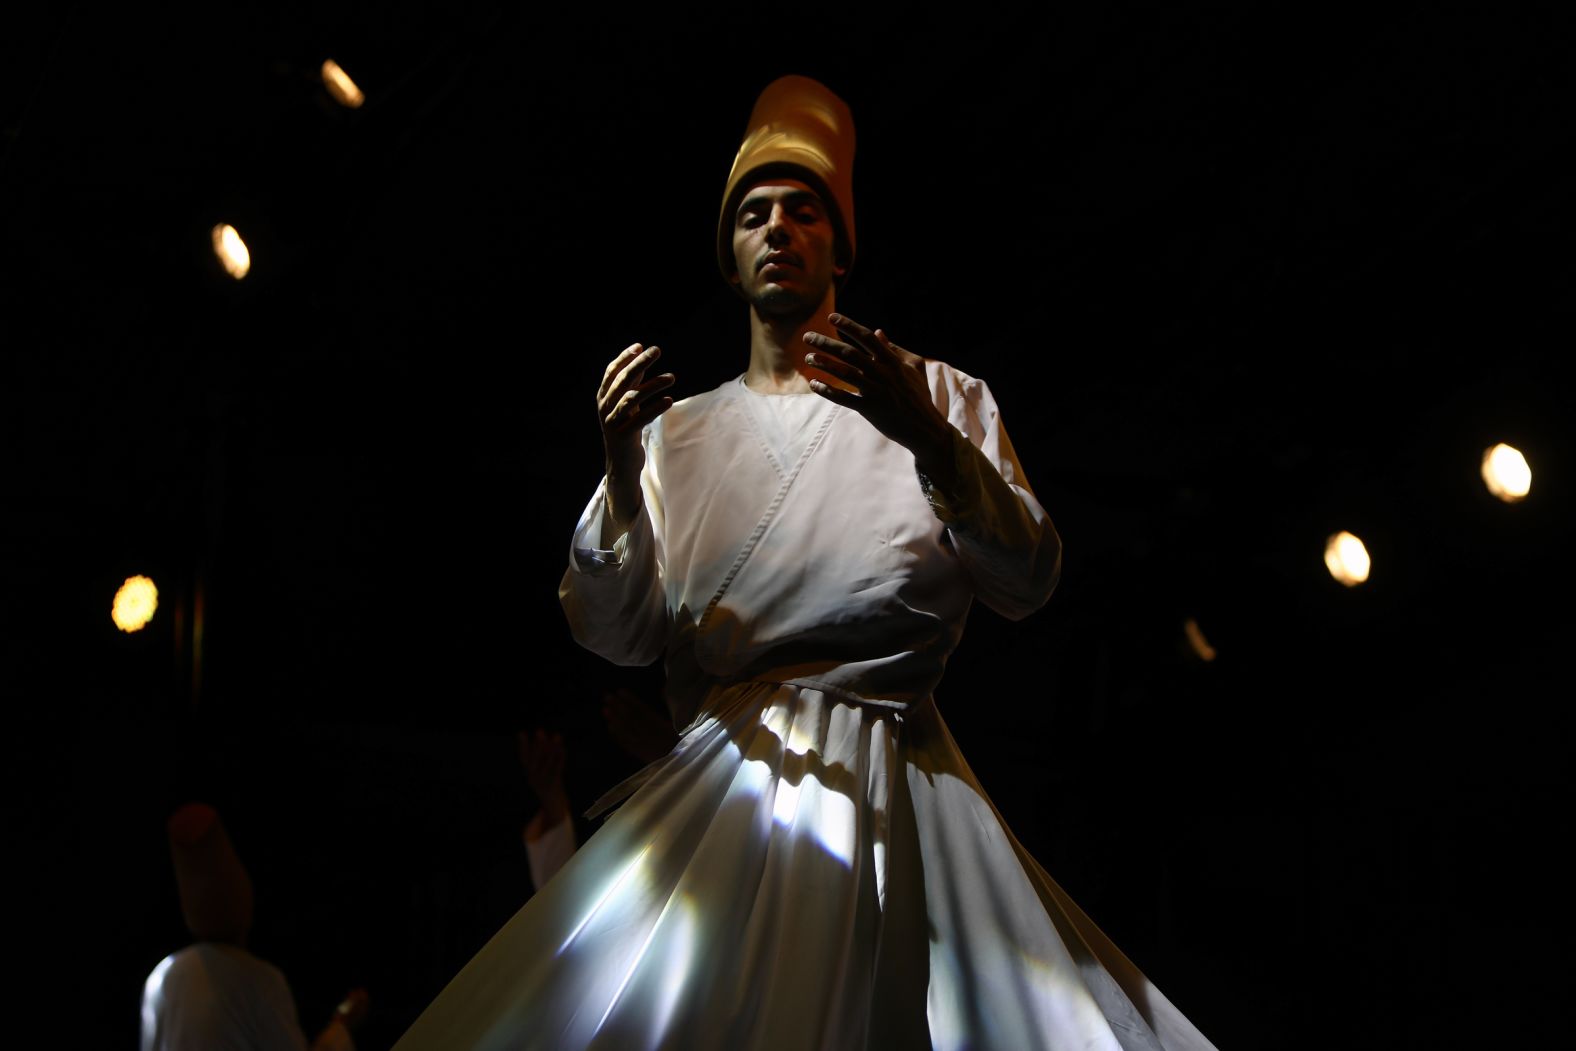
[6,4,1572,1048]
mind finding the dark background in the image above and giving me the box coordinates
[5,3,1572,1048]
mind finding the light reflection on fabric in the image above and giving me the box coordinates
[784,714,817,757]
[389,685,1213,1050]
[141,953,175,1037]
[771,769,803,827]
[649,896,698,1044]
[926,941,969,1051]
[750,695,857,868]
[557,843,652,957]
[806,777,856,867]
[1015,949,1126,1048]
[592,895,666,1036]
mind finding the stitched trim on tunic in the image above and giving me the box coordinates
[695,403,842,636]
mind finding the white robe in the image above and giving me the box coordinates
[141,944,312,1051]
[393,362,1216,1051]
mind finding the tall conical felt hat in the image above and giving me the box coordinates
[717,75,856,289]
[167,802,254,944]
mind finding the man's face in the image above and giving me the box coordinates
[730,179,844,317]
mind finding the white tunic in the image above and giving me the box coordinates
[140,944,310,1051]
[393,361,1216,1051]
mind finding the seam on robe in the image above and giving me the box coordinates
[695,403,842,638]
[734,379,789,481]
[764,675,912,711]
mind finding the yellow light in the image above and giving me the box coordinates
[1182,617,1217,661]
[211,223,250,279]
[1481,442,1531,503]
[320,59,365,109]
[1323,530,1371,587]
[113,575,159,632]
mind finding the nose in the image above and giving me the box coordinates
[763,202,791,244]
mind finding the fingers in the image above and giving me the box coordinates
[602,344,663,406]
[803,329,864,359]
[607,372,676,417]
[601,688,679,764]
[829,314,910,365]
[600,342,675,437]
[599,343,654,400]
[803,338,865,383]
[601,687,639,719]
[519,728,564,764]
[604,380,675,433]
[335,988,371,1030]
[541,746,564,781]
[809,377,861,407]
[828,313,886,360]
[519,728,566,799]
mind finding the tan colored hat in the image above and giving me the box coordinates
[167,802,254,944]
[717,75,856,289]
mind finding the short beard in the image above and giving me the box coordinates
[745,276,830,324]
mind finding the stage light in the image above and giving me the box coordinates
[1481,442,1531,503]
[1323,531,1371,587]
[320,59,365,109]
[1183,617,1217,661]
[211,224,250,279]
[113,575,159,632]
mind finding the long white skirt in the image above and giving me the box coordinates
[393,684,1216,1051]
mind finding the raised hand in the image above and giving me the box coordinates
[601,687,678,765]
[309,988,369,1051]
[802,314,956,482]
[597,343,675,533]
[519,728,570,837]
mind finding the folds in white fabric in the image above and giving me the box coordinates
[392,685,1215,1051]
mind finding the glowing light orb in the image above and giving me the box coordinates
[320,59,365,109]
[1183,617,1217,662]
[1324,531,1371,587]
[1481,442,1531,503]
[211,223,250,279]
[113,575,159,632]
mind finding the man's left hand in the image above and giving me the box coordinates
[804,313,955,477]
[519,728,570,837]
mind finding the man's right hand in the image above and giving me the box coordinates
[597,343,675,535]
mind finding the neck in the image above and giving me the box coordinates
[743,285,838,394]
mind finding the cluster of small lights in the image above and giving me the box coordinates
[208,59,365,280]
[128,58,371,646]
[1178,441,1537,659]
[1312,441,1533,592]
[178,60,1543,675]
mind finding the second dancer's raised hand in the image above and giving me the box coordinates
[597,342,675,534]
[802,314,957,486]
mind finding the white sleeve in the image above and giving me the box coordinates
[558,426,670,666]
[524,816,578,890]
[142,948,312,1051]
[924,373,1062,621]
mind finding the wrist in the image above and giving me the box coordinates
[603,461,643,533]
[540,792,570,821]
[912,419,959,490]
[527,792,571,836]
